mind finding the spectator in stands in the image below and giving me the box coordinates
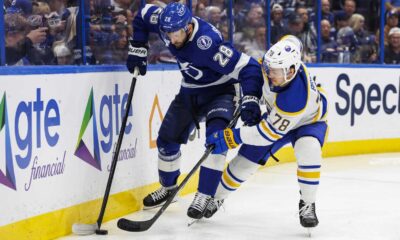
[321,0,335,25]
[250,3,265,25]
[233,0,247,31]
[377,9,399,46]
[26,1,59,65]
[270,3,287,44]
[5,13,48,65]
[270,0,297,14]
[349,14,368,43]
[320,19,338,63]
[287,13,304,36]
[335,12,350,32]
[32,1,51,15]
[335,0,356,27]
[48,0,68,15]
[296,5,317,62]
[336,26,358,63]
[349,14,378,63]
[343,0,357,18]
[204,6,222,28]
[384,27,400,64]
[209,0,225,10]
[110,25,129,64]
[5,0,32,16]
[219,22,230,41]
[194,2,206,19]
[239,3,264,31]
[53,43,73,64]
[385,0,400,12]
[310,0,334,26]
[244,26,266,60]
[45,11,66,41]
[244,3,265,36]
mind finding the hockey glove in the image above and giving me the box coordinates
[240,95,261,126]
[127,40,148,75]
[206,128,242,154]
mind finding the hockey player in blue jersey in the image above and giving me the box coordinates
[206,35,328,230]
[127,2,263,220]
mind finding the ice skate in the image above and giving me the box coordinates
[187,192,212,220]
[299,200,319,237]
[143,185,178,209]
[204,198,224,218]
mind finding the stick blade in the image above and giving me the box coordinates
[117,218,153,232]
[72,223,98,235]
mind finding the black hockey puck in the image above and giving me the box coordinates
[95,229,108,235]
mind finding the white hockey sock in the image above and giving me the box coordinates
[214,154,260,200]
[295,137,322,204]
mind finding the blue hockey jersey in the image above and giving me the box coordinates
[132,4,263,97]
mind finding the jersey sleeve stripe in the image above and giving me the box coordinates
[140,4,156,18]
[266,120,284,136]
[256,124,276,143]
[320,91,328,120]
[312,104,322,123]
[181,73,232,88]
[260,120,281,140]
[227,53,251,79]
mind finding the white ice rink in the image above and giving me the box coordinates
[60,153,400,240]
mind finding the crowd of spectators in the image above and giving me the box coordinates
[3,0,400,65]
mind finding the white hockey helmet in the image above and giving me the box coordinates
[262,35,302,86]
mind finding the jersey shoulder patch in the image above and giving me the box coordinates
[197,35,213,50]
[193,18,222,51]
[275,72,308,115]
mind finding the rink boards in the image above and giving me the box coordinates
[0,65,399,240]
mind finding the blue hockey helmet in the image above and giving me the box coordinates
[159,2,192,33]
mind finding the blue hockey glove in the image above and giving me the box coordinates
[206,128,242,154]
[241,95,261,126]
[127,40,148,75]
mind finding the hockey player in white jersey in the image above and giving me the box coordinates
[206,35,328,230]
[127,2,263,220]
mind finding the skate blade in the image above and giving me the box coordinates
[305,227,315,238]
[187,218,200,227]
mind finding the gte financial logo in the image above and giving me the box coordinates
[74,84,137,171]
[0,89,64,191]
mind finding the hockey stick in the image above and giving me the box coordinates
[72,68,139,235]
[117,108,241,232]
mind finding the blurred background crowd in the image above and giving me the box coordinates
[3,0,400,66]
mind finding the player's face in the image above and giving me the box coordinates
[166,29,187,48]
[267,67,286,86]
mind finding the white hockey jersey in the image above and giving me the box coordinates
[239,63,328,146]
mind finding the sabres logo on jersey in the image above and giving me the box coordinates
[197,35,212,50]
